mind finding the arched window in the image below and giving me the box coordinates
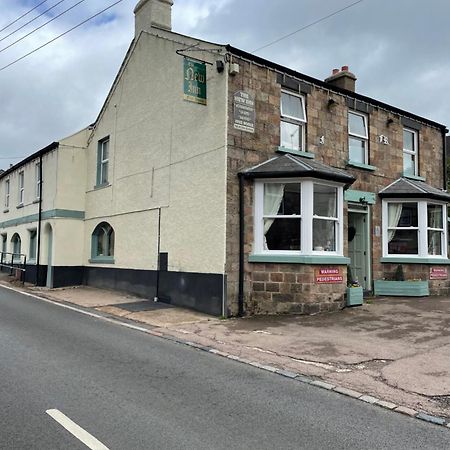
[11,233,21,256]
[91,222,114,260]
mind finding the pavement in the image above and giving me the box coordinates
[2,274,450,422]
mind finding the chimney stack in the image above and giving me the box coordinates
[325,65,357,92]
[134,0,173,36]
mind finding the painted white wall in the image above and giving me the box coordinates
[85,30,228,274]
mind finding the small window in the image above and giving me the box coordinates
[280,92,306,151]
[18,171,24,205]
[97,138,109,186]
[91,222,115,260]
[348,111,368,164]
[403,128,418,176]
[35,162,42,199]
[4,179,10,208]
[1,233,6,254]
[29,229,37,260]
[11,233,21,257]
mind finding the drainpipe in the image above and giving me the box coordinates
[154,207,161,302]
[238,173,245,316]
[35,151,43,286]
[442,129,448,190]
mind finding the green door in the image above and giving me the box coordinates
[348,212,367,289]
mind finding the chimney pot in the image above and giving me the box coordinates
[325,65,357,92]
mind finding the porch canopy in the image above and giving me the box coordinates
[240,153,356,185]
[379,177,450,202]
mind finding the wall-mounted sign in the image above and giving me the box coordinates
[184,58,207,105]
[315,267,344,284]
[233,90,255,133]
[430,267,448,280]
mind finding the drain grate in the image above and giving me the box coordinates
[114,300,172,312]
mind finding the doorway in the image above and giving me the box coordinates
[45,224,53,288]
[348,204,371,291]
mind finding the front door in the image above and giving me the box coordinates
[348,208,369,290]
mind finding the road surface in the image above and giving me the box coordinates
[0,285,448,449]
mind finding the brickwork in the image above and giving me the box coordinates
[225,56,449,316]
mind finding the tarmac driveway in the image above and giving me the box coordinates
[159,296,450,418]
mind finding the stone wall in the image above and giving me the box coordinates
[225,56,448,316]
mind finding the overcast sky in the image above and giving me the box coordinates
[1,0,449,169]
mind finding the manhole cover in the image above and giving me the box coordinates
[114,300,172,312]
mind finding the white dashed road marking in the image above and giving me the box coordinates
[46,409,109,450]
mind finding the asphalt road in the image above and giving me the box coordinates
[0,286,449,449]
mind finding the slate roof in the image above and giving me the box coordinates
[240,154,356,185]
[379,177,450,202]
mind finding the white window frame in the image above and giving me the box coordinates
[402,128,418,176]
[254,178,344,256]
[348,111,368,164]
[97,138,109,186]
[35,162,42,199]
[18,171,24,205]
[280,90,307,151]
[382,199,448,258]
[4,179,10,208]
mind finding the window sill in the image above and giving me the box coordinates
[32,198,40,204]
[381,257,450,265]
[16,203,24,209]
[3,208,9,213]
[27,259,36,264]
[403,173,425,181]
[346,161,377,171]
[89,257,115,264]
[277,146,315,159]
[94,183,111,191]
[249,254,350,264]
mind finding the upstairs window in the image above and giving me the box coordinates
[18,171,24,205]
[91,222,115,261]
[35,162,42,199]
[280,91,306,151]
[403,128,418,177]
[348,111,368,164]
[96,137,109,186]
[4,179,10,209]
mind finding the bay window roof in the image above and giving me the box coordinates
[241,154,356,185]
[379,178,450,202]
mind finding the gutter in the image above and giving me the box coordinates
[238,173,244,317]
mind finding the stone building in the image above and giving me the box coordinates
[1,0,449,316]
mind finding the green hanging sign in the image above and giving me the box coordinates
[183,58,207,105]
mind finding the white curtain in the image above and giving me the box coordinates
[388,203,403,242]
[263,184,284,249]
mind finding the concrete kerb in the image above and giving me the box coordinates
[2,282,449,431]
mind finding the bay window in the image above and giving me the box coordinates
[383,200,447,258]
[254,179,343,256]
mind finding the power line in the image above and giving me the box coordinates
[0,0,87,54]
[0,0,68,44]
[253,0,365,53]
[0,0,50,33]
[0,0,124,72]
